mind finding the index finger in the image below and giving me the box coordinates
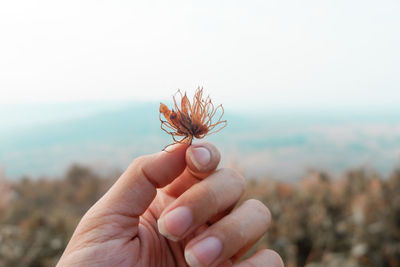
[186,141,221,179]
[162,142,221,198]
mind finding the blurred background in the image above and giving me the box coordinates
[1,0,400,266]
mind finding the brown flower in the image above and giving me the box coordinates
[159,87,227,148]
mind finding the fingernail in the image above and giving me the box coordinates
[157,206,193,241]
[185,236,222,267]
[189,147,211,170]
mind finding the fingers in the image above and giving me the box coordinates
[184,199,272,267]
[157,168,245,241]
[93,144,188,219]
[186,142,221,177]
[235,249,284,267]
[162,142,221,198]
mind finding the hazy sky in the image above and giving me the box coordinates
[1,0,399,111]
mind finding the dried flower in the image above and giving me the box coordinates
[159,87,227,148]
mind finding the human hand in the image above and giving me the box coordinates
[57,142,283,267]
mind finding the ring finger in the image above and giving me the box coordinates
[184,199,272,267]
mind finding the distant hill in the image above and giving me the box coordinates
[1,102,400,180]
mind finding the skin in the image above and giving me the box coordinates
[57,142,283,267]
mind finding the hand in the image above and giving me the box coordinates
[57,142,283,267]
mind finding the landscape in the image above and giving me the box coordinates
[1,164,400,266]
[1,102,400,266]
[1,102,400,180]
[2,0,400,265]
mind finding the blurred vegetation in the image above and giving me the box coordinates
[1,165,400,267]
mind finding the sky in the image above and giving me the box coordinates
[0,0,400,112]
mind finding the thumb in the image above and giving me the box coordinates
[81,144,188,234]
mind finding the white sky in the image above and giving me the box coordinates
[0,0,399,111]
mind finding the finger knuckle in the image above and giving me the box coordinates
[236,173,246,191]
[221,168,246,188]
[131,155,147,167]
[130,155,155,181]
[244,199,272,225]
[262,249,284,267]
[201,183,220,210]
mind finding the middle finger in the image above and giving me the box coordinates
[157,168,245,241]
